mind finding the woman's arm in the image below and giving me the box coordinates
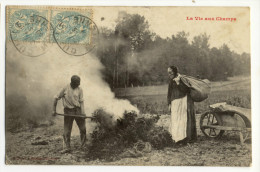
[172,74,189,94]
[167,80,172,105]
[178,80,190,94]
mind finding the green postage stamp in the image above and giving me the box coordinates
[6,6,97,56]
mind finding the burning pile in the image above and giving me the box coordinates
[87,109,173,161]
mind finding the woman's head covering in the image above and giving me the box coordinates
[169,65,178,75]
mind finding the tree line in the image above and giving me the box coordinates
[95,12,250,88]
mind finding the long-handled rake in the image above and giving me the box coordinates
[55,113,96,119]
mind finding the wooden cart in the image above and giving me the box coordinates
[200,103,251,145]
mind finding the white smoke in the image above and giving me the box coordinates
[6,42,139,122]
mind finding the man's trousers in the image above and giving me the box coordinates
[63,107,86,150]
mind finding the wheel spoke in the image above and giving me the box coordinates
[205,129,210,135]
[209,128,212,136]
[212,129,217,136]
[201,112,224,138]
[207,114,211,125]
[211,114,215,124]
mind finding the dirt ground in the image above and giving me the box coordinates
[5,114,251,166]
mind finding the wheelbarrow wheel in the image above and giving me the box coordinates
[200,112,224,139]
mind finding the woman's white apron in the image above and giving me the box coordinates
[170,95,187,142]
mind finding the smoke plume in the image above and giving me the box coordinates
[5,41,139,131]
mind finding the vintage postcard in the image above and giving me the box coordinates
[5,5,251,166]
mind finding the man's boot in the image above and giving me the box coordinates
[61,134,71,154]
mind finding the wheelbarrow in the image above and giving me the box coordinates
[199,102,251,145]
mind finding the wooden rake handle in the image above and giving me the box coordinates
[55,113,95,119]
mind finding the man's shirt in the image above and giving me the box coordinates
[55,84,84,109]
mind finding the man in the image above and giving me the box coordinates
[52,75,86,153]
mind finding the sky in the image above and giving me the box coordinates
[93,6,250,54]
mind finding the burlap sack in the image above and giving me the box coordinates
[180,75,211,102]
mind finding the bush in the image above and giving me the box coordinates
[226,96,251,108]
[87,109,173,161]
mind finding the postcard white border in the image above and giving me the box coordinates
[0,0,259,172]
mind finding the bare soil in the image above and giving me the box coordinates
[5,76,251,166]
[5,114,251,166]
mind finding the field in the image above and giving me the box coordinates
[115,76,251,114]
[5,76,252,166]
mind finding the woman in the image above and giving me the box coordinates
[167,66,197,144]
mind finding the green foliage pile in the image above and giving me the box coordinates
[87,109,173,161]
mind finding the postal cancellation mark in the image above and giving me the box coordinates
[6,6,97,57]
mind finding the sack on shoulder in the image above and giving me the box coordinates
[180,75,211,102]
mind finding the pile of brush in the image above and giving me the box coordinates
[86,109,173,161]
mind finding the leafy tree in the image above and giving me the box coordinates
[115,12,153,52]
[95,13,251,88]
[115,12,154,87]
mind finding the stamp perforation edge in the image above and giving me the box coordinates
[6,6,94,41]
